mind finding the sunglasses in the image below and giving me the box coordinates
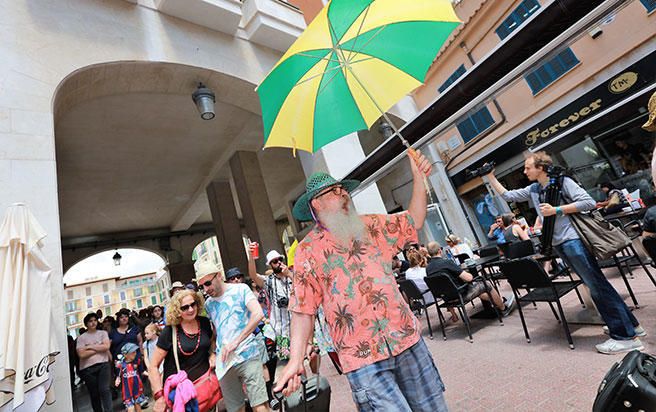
[180,302,197,312]
[314,185,345,199]
[198,273,218,290]
[269,258,284,265]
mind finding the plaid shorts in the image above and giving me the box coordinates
[462,280,491,302]
[345,338,448,412]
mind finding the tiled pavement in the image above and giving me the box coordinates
[321,263,656,412]
[72,263,655,411]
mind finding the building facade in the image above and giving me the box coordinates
[411,0,656,242]
[64,271,170,338]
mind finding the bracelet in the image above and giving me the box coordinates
[555,206,563,216]
[154,389,164,400]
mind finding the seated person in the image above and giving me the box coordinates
[406,248,459,322]
[501,213,530,243]
[426,242,514,316]
[487,216,506,244]
[392,255,410,277]
[596,182,628,215]
[641,203,656,238]
[445,234,478,260]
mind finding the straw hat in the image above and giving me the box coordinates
[292,172,359,222]
[195,260,222,282]
[642,91,656,132]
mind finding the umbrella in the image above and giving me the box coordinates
[0,203,59,411]
[256,0,460,155]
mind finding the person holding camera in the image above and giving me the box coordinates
[248,248,293,363]
[484,151,645,354]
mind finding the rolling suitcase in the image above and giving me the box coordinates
[593,350,656,412]
[272,374,331,412]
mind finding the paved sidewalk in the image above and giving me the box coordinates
[321,264,656,411]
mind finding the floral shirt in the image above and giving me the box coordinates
[290,211,421,373]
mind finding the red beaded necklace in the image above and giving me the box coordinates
[177,319,201,356]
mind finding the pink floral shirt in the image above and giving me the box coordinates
[290,212,421,373]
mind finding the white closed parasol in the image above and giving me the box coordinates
[0,203,59,411]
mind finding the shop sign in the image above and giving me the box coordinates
[609,71,638,93]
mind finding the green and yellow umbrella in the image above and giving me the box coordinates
[256,0,461,154]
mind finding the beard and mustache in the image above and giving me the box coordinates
[316,198,366,246]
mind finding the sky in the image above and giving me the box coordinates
[63,248,167,285]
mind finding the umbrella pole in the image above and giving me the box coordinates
[345,67,435,204]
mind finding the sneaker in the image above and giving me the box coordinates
[501,294,516,317]
[602,325,647,338]
[595,338,644,355]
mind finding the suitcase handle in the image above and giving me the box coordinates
[270,375,308,410]
[637,356,656,385]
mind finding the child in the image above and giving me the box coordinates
[115,343,146,412]
[142,323,162,374]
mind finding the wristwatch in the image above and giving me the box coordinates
[154,389,164,400]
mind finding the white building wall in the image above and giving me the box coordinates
[0,1,285,409]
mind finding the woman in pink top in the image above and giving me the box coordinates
[76,312,113,412]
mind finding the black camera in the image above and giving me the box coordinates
[546,165,566,178]
[276,296,289,309]
[466,161,496,178]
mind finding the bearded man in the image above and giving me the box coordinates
[274,151,449,412]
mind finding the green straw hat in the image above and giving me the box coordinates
[292,172,360,222]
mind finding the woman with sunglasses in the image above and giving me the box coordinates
[147,290,216,412]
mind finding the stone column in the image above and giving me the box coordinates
[229,151,283,272]
[426,144,478,244]
[298,132,388,215]
[206,181,248,274]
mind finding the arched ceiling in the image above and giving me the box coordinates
[55,61,305,238]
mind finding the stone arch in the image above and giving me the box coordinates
[63,245,168,277]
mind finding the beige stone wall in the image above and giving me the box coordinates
[0,0,285,409]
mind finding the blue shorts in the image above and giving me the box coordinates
[345,338,448,412]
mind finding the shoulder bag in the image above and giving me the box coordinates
[561,180,632,260]
[172,324,221,412]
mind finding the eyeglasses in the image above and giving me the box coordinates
[180,302,197,312]
[404,243,420,252]
[314,185,345,199]
[198,273,218,290]
[269,258,284,265]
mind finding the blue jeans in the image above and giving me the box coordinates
[555,238,639,340]
[346,339,448,412]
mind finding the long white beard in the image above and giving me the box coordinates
[320,203,366,246]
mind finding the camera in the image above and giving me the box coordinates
[276,296,289,309]
[546,165,566,178]
[466,161,496,178]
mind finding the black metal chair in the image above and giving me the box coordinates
[499,257,584,349]
[454,253,470,264]
[425,273,503,342]
[593,220,656,307]
[398,279,439,339]
[478,245,500,258]
[505,239,535,259]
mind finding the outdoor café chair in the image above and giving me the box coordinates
[398,279,439,340]
[454,253,471,264]
[499,257,584,349]
[425,273,503,342]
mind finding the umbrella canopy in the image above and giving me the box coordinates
[257,0,460,153]
[0,203,58,410]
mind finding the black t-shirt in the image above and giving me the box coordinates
[426,257,465,286]
[157,316,213,382]
[642,206,656,234]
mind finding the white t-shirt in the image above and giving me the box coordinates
[404,266,434,304]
